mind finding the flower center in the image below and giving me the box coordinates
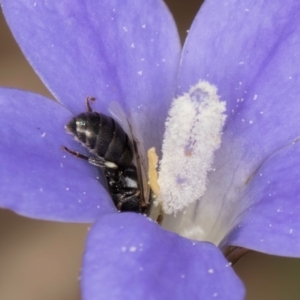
[149,80,227,244]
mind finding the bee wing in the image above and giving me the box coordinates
[108,101,131,137]
[127,115,151,204]
[108,101,150,204]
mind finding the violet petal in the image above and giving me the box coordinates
[179,0,300,158]
[0,88,115,221]
[227,142,300,256]
[82,213,245,300]
[2,0,181,151]
[174,0,300,252]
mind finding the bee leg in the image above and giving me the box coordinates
[86,96,96,112]
[61,146,89,161]
[156,214,164,225]
[88,157,118,169]
[88,156,106,168]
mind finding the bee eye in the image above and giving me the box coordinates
[76,119,87,128]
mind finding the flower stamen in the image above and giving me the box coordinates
[158,80,227,215]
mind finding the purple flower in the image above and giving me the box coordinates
[1,0,300,299]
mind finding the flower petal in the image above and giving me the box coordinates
[179,0,300,157]
[0,88,115,221]
[171,0,300,249]
[178,0,300,163]
[82,213,245,300]
[2,0,181,150]
[226,142,300,257]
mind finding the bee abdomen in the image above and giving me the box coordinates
[103,118,133,166]
[66,112,133,167]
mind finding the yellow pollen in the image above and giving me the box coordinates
[147,147,160,198]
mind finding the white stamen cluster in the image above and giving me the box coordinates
[157,81,226,214]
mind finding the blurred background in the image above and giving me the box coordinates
[1,1,300,299]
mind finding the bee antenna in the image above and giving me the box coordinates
[86,96,96,112]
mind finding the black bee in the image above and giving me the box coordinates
[62,97,150,214]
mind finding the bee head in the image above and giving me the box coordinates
[66,113,88,133]
[65,113,91,144]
